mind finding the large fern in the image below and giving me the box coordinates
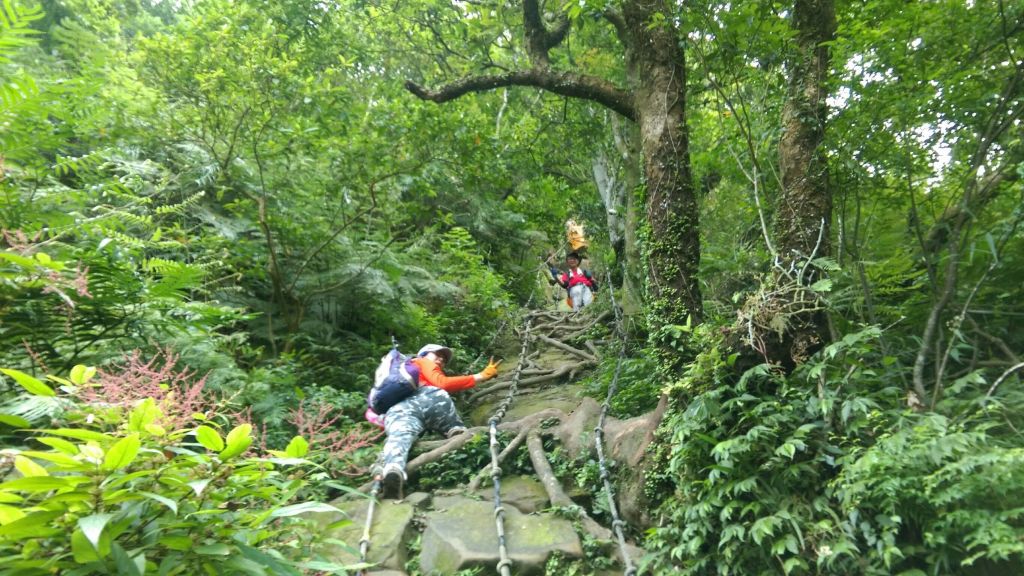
[0,0,42,64]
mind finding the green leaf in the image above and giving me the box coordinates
[0,369,54,397]
[219,424,253,460]
[159,535,192,550]
[195,426,225,452]
[71,528,104,562]
[0,414,30,428]
[269,502,342,518]
[195,543,232,555]
[0,511,62,539]
[0,503,25,524]
[236,543,301,576]
[13,456,47,477]
[0,476,82,492]
[111,543,144,576]
[188,479,212,496]
[36,437,78,454]
[102,435,141,471]
[39,428,114,442]
[775,442,797,459]
[79,513,114,550]
[68,365,97,386]
[809,279,833,292]
[139,491,178,515]
[20,451,82,468]
[128,399,162,433]
[285,436,308,458]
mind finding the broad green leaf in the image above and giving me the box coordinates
[0,476,81,492]
[0,510,62,538]
[285,436,308,458]
[0,414,30,428]
[39,429,114,442]
[128,399,162,433]
[102,435,140,471]
[71,528,105,562]
[79,513,114,550]
[0,508,61,537]
[159,535,192,550]
[0,369,54,397]
[36,437,78,454]
[0,251,37,268]
[219,424,252,460]
[69,365,96,386]
[236,543,301,576]
[139,491,178,515]
[188,479,212,496]
[111,543,144,576]
[20,448,80,467]
[195,426,224,452]
[13,456,47,477]
[195,543,232,555]
[0,504,25,525]
[269,502,342,518]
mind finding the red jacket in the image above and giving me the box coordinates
[410,357,477,393]
[558,267,596,290]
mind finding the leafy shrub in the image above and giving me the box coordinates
[0,366,358,575]
[644,324,1024,575]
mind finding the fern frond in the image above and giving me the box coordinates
[54,149,108,177]
[0,69,36,108]
[155,191,206,216]
[0,0,43,64]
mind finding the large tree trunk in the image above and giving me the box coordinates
[756,0,835,368]
[622,0,702,331]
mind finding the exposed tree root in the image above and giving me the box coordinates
[527,431,645,564]
[535,334,599,363]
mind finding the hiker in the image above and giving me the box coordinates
[377,344,501,498]
[549,251,598,311]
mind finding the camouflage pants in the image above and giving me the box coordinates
[380,386,464,472]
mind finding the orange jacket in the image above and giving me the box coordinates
[410,357,477,393]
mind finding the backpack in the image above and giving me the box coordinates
[367,348,422,414]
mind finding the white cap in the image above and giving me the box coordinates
[417,344,453,364]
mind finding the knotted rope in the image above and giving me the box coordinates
[594,269,637,576]
[486,313,533,576]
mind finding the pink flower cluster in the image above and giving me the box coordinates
[76,348,224,430]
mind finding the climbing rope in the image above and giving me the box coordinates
[356,336,400,575]
[486,312,534,576]
[593,269,637,576]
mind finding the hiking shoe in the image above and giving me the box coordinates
[445,426,467,438]
[380,463,405,500]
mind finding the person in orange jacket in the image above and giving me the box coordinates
[375,344,501,498]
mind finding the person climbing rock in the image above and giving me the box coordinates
[548,251,598,312]
[377,344,501,499]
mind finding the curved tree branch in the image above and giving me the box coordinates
[406,70,636,121]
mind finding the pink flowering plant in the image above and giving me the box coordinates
[0,363,366,575]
